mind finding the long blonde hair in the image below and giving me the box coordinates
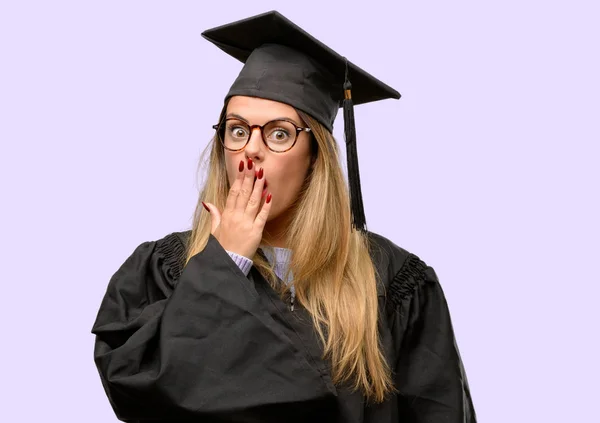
[185,102,395,403]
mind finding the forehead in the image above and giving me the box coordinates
[226,96,302,123]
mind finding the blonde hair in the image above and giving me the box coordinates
[185,102,395,403]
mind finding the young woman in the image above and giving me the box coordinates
[91,11,476,423]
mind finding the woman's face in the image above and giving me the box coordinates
[223,96,313,222]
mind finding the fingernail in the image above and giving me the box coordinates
[202,201,210,212]
[258,168,264,179]
[266,193,272,203]
[239,160,244,172]
[247,158,253,170]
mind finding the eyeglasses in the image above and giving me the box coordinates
[212,117,311,153]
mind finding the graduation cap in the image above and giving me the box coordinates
[202,10,400,233]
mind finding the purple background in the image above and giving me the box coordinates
[2,1,598,421]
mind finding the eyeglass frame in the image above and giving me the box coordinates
[212,117,312,153]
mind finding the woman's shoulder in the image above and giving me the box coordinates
[153,229,192,282]
[154,229,192,250]
[132,228,439,306]
[120,229,192,286]
[366,230,440,307]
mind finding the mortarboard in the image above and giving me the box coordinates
[201,10,401,233]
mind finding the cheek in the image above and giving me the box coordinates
[273,155,311,193]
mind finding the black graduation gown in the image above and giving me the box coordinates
[91,230,476,422]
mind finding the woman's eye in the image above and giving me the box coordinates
[230,126,248,138]
[271,129,289,141]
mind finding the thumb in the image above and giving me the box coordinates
[202,202,221,233]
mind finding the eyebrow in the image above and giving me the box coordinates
[226,113,301,127]
[225,113,248,122]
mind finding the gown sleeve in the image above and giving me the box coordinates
[387,254,477,423]
[91,232,335,422]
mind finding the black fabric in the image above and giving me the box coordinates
[201,10,401,132]
[91,230,476,422]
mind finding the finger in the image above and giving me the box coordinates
[203,202,221,233]
[253,192,273,228]
[245,167,266,216]
[235,158,256,211]
[225,160,245,212]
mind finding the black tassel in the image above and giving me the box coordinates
[343,59,367,233]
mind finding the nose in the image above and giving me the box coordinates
[243,127,264,157]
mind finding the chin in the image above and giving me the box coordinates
[265,201,287,222]
[265,207,280,221]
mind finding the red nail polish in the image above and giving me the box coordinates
[239,160,244,172]
[258,168,264,179]
[247,158,253,170]
[266,193,272,203]
[202,201,210,212]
